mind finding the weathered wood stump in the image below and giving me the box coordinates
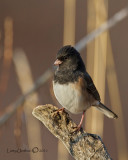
[32,104,111,160]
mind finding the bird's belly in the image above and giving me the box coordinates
[53,82,89,114]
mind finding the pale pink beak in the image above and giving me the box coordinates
[54,59,62,65]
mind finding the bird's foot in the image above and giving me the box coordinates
[53,107,65,114]
[71,124,83,134]
[56,108,65,113]
[57,108,65,112]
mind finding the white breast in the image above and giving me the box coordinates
[53,81,88,114]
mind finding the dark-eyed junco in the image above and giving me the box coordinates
[53,45,118,131]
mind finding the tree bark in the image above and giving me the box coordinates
[32,104,112,160]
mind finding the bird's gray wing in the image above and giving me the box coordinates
[83,72,101,101]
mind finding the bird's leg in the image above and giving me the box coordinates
[77,110,85,129]
[57,107,65,112]
[72,110,86,132]
[53,107,65,113]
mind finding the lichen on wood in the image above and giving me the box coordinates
[32,104,112,160]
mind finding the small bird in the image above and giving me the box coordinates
[53,45,118,131]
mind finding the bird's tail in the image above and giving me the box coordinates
[96,102,118,119]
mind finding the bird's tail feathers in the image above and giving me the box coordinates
[96,102,118,119]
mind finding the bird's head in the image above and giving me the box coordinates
[54,45,85,72]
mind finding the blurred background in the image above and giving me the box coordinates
[0,0,128,160]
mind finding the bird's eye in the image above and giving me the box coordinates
[63,56,67,60]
